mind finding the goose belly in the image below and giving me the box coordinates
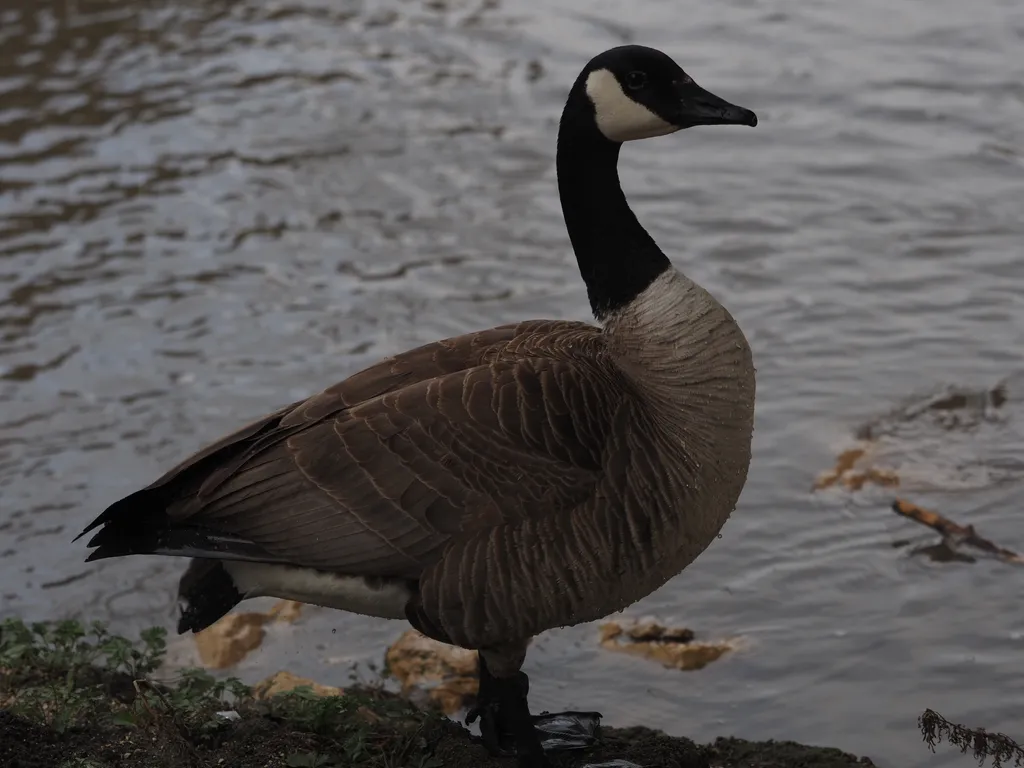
[223,562,412,620]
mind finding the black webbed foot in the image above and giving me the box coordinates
[466,652,604,765]
[467,657,547,766]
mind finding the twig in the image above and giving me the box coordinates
[132,679,198,759]
[920,709,1024,767]
[132,678,160,723]
[892,499,1024,564]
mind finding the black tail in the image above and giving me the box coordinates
[74,487,164,550]
[82,520,280,564]
[77,472,288,636]
[176,559,244,634]
[77,488,285,564]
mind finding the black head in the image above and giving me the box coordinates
[578,45,757,142]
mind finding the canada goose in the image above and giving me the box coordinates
[77,45,757,766]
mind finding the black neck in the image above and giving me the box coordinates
[556,92,671,320]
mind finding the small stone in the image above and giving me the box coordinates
[599,619,738,671]
[192,600,305,669]
[252,670,343,700]
[266,600,304,623]
[193,613,267,669]
[384,629,479,714]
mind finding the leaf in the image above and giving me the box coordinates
[53,620,86,643]
[139,626,167,651]
[110,712,139,729]
[0,642,32,662]
[224,677,252,700]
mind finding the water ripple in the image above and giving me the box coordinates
[1,1,1023,766]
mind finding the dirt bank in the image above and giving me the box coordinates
[0,618,874,768]
[0,706,874,768]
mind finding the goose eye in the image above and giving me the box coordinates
[625,71,647,90]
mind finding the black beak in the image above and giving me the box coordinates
[679,82,757,128]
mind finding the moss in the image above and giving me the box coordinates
[0,617,874,768]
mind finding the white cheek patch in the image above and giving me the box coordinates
[585,68,678,142]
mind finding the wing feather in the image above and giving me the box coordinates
[82,321,617,582]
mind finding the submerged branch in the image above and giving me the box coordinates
[891,499,1024,564]
[921,709,1024,767]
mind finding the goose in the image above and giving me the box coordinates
[76,44,757,767]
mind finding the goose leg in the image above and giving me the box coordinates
[466,650,547,767]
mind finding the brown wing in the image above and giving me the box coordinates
[147,320,551,490]
[174,339,619,576]
[81,320,619,580]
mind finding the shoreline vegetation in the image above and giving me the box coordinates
[0,616,971,768]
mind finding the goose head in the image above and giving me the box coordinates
[577,45,757,143]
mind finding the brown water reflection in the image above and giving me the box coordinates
[2,1,1024,766]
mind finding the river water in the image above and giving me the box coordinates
[2,0,1023,765]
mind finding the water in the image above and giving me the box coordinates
[2,0,1023,765]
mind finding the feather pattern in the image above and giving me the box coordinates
[78,45,759,663]
[82,292,752,649]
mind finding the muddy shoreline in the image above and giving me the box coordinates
[0,705,875,768]
[0,618,875,768]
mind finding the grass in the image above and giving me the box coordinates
[0,616,876,768]
[0,617,445,768]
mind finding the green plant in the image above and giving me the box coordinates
[0,617,456,768]
[164,668,249,711]
[271,688,352,735]
[342,726,369,762]
[97,625,166,679]
[121,666,252,735]
[0,618,172,732]
[0,618,165,682]
[0,617,248,735]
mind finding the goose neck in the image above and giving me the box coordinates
[556,111,670,321]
